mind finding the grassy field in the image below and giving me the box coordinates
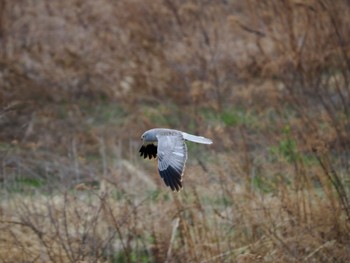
[1,0,350,262]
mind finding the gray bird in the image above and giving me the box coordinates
[140,128,213,191]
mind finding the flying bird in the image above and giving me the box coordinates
[139,128,212,191]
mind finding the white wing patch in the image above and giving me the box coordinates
[173,152,184,157]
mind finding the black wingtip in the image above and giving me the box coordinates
[139,144,157,159]
[159,165,183,192]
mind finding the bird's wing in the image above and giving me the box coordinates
[139,144,157,159]
[157,132,187,191]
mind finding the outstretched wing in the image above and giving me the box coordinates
[157,133,187,191]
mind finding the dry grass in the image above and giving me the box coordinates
[1,0,350,262]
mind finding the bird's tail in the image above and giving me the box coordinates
[182,132,213,144]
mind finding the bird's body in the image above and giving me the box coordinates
[140,128,212,191]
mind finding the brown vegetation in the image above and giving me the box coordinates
[1,0,350,262]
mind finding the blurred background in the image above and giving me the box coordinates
[1,0,350,262]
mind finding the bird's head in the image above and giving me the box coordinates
[141,129,158,143]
